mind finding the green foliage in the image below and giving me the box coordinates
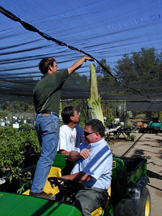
[106,109,115,126]
[126,111,133,119]
[78,113,87,129]
[78,121,85,130]
[95,58,112,78]
[63,72,89,95]
[59,121,64,126]
[62,100,80,110]
[114,48,161,81]
[94,59,117,97]
[127,134,136,141]
[151,112,159,118]
[101,100,116,118]
[79,100,89,123]
[0,126,40,185]
[0,101,34,114]
[113,47,162,98]
[136,112,146,118]
[159,111,162,121]
[123,119,133,129]
[0,111,9,120]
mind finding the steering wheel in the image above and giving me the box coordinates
[48,177,84,194]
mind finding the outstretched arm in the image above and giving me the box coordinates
[68,56,93,75]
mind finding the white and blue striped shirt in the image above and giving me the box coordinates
[70,139,112,189]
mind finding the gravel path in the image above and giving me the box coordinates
[109,132,162,216]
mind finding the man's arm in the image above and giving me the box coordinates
[68,150,81,162]
[60,171,91,183]
[68,148,92,162]
[60,149,70,155]
[68,56,93,75]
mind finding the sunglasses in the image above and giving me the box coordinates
[84,131,95,137]
[73,112,80,116]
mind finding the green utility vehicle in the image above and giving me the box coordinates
[0,154,151,216]
[148,117,162,133]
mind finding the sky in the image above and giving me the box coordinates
[0,0,162,101]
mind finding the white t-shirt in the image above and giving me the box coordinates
[57,124,77,152]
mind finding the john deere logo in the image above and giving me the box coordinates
[113,161,116,168]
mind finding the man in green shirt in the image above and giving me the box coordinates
[31,56,93,199]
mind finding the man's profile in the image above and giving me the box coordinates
[57,106,84,155]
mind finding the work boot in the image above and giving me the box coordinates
[30,191,53,199]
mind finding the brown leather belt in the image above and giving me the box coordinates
[38,111,59,117]
[43,113,50,117]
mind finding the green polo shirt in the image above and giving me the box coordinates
[33,69,68,114]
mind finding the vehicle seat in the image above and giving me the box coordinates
[22,167,62,196]
[91,187,111,216]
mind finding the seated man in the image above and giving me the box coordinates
[57,106,84,155]
[53,119,112,216]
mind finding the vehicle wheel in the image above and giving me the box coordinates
[139,187,151,216]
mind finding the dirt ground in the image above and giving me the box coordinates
[109,132,162,216]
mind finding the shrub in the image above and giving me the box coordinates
[0,126,41,185]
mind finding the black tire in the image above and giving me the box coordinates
[139,187,151,216]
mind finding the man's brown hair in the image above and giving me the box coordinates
[38,57,55,74]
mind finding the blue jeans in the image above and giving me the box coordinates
[31,113,60,193]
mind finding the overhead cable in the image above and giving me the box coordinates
[0,5,152,100]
